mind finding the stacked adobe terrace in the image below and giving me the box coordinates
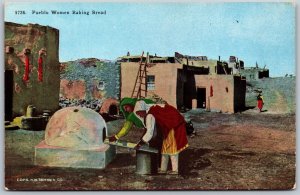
[119,52,246,113]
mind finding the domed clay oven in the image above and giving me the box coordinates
[35,107,116,169]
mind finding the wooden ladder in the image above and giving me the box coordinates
[131,52,148,98]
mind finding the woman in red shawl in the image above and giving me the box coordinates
[257,92,264,112]
[109,98,188,175]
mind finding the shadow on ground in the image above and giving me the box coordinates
[106,153,136,168]
[179,148,212,178]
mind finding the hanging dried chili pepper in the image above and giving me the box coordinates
[23,55,30,82]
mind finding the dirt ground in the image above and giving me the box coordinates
[5,109,295,190]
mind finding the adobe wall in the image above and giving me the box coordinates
[120,62,183,108]
[176,69,186,109]
[180,59,218,74]
[195,75,235,113]
[120,62,140,98]
[5,22,60,117]
[147,63,183,107]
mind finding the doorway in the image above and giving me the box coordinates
[197,88,206,108]
[108,104,118,115]
[5,70,13,121]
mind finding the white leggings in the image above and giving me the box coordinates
[160,153,179,172]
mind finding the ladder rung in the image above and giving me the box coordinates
[131,53,149,98]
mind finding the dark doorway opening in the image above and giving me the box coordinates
[197,88,206,108]
[102,127,106,142]
[5,70,13,121]
[108,105,118,115]
[182,71,196,109]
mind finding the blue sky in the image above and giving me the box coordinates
[5,2,295,76]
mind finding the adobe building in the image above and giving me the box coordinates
[239,63,269,80]
[174,52,232,75]
[120,52,246,113]
[227,56,245,75]
[194,75,246,113]
[227,56,269,80]
[5,22,60,120]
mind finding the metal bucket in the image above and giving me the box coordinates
[136,151,158,175]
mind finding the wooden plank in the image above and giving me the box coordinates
[104,138,158,154]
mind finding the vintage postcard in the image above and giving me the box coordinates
[4,0,296,190]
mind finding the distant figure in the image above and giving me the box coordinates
[257,92,264,112]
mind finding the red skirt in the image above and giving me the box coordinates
[148,104,188,151]
[257,100,263,110]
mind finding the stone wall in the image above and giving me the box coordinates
[60,79,86,99]
[60,58,120,101]
[5,22,60,118]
